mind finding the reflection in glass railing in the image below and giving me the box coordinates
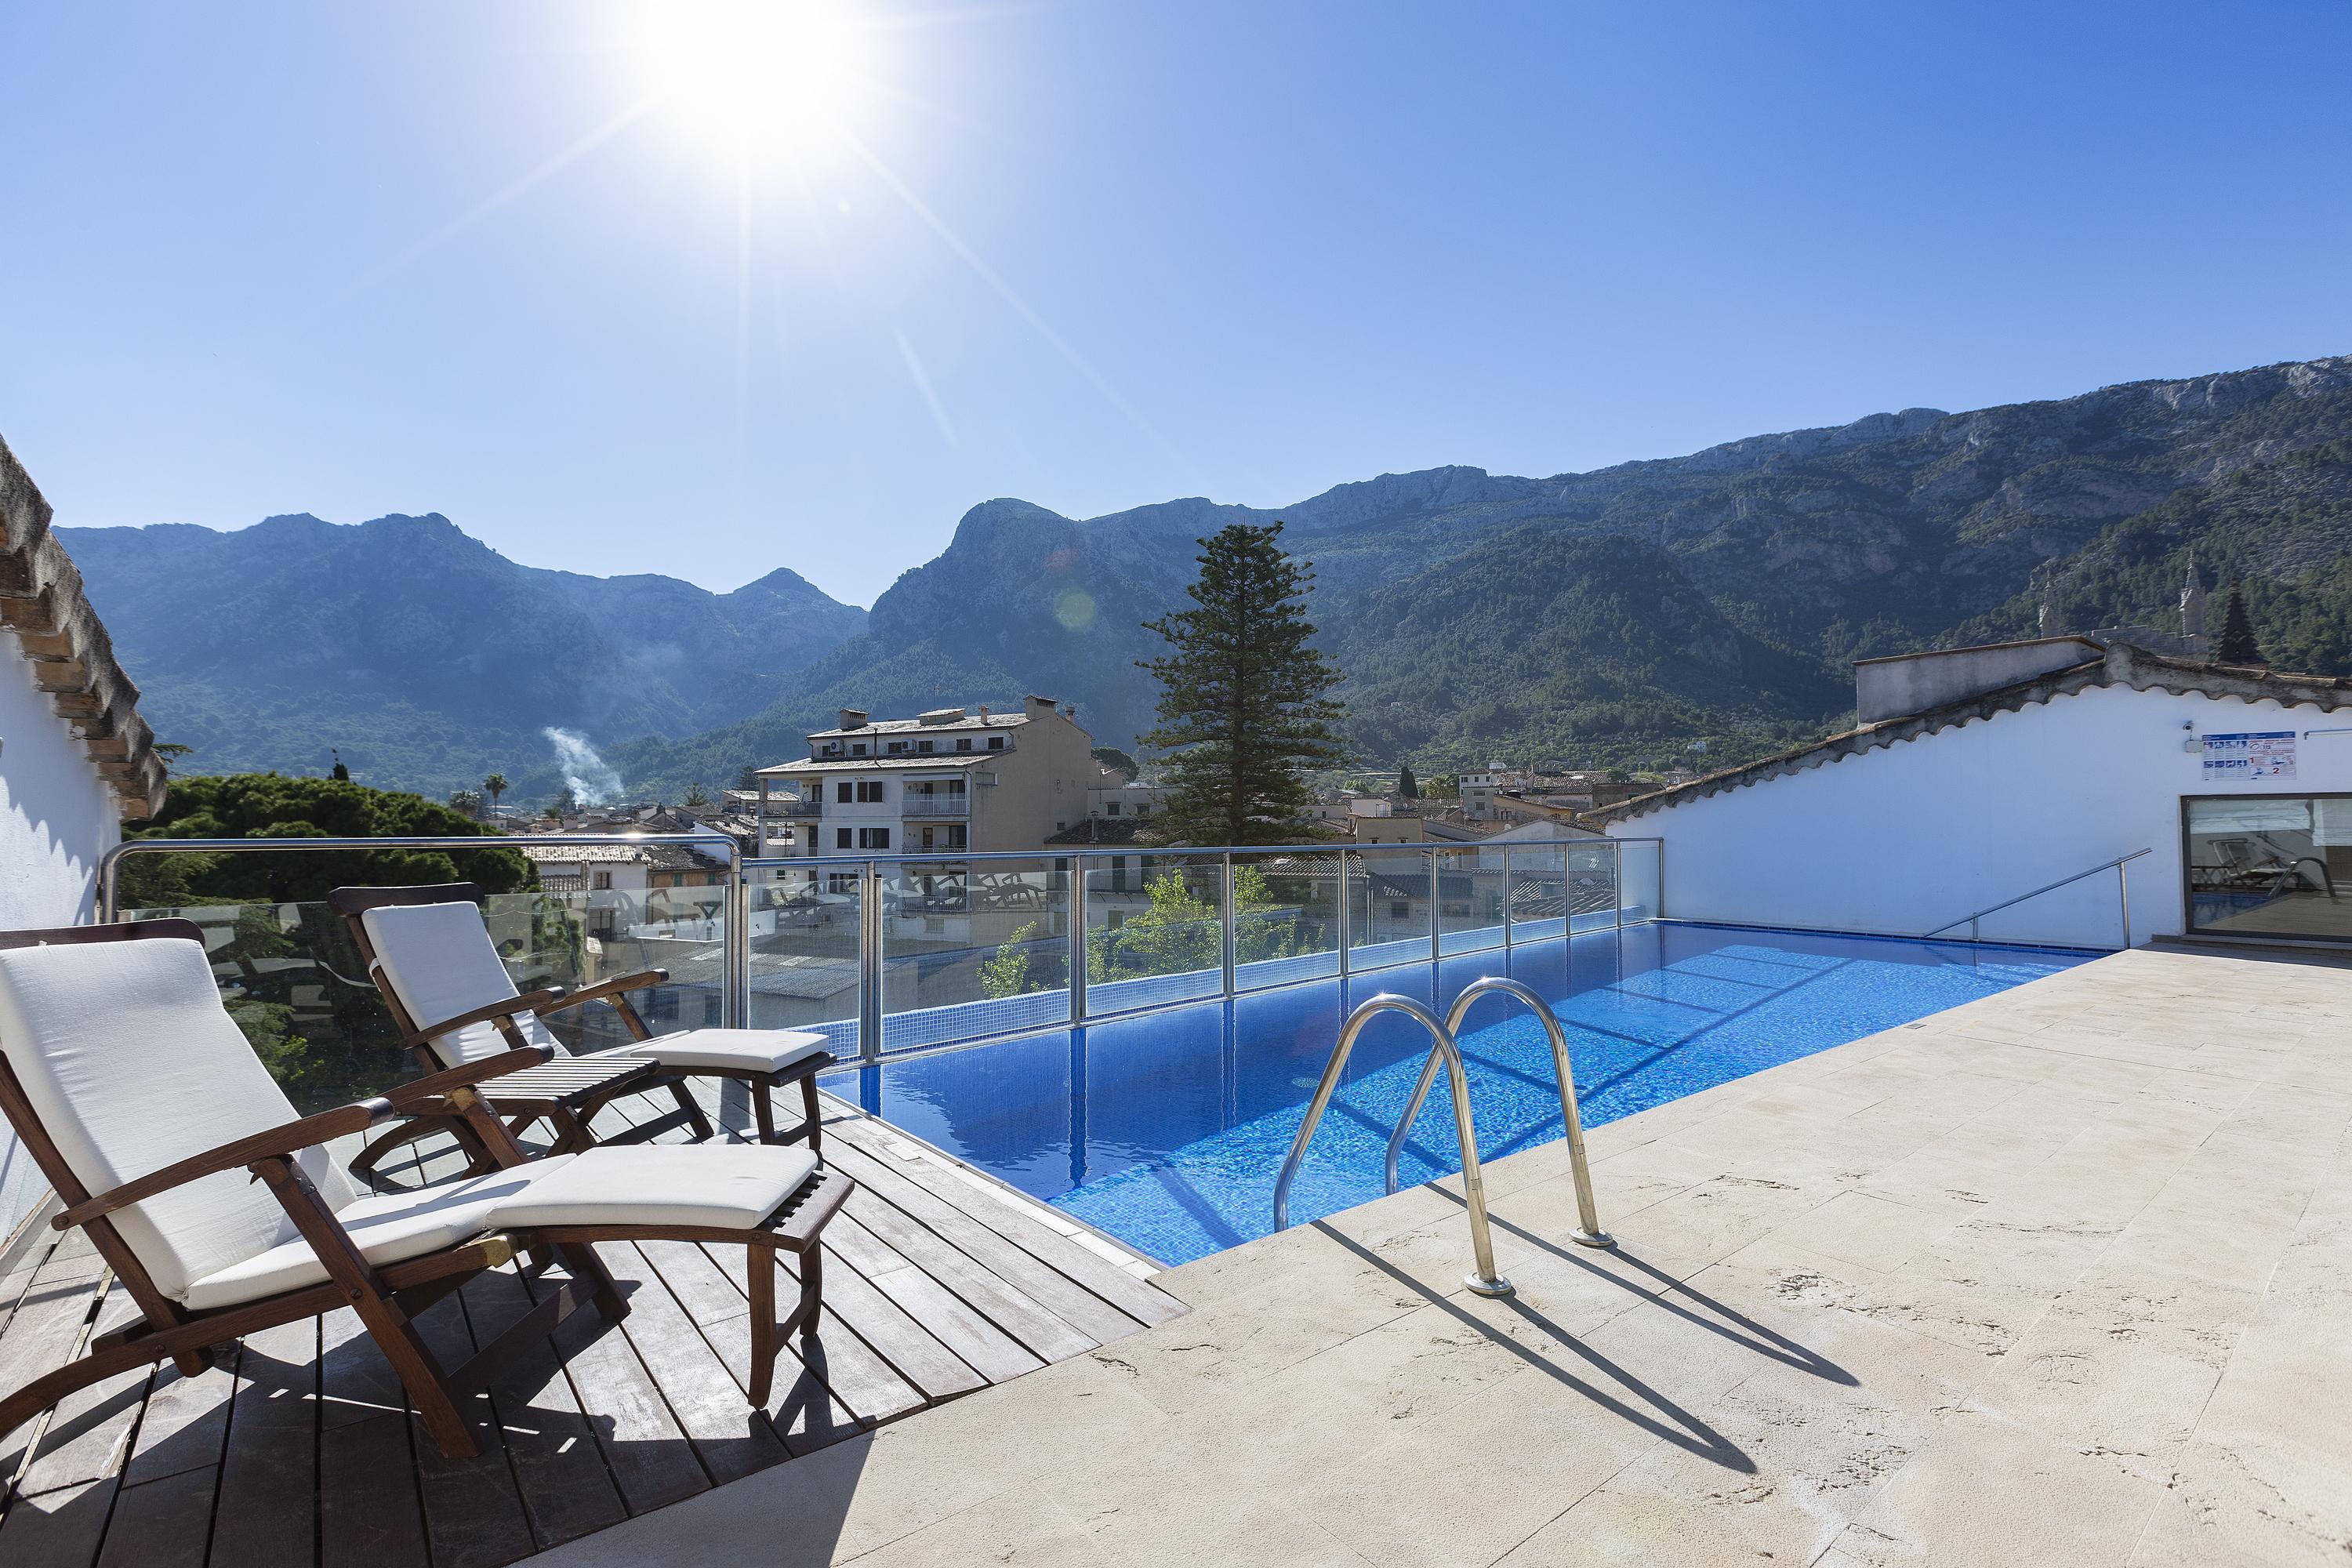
[1086,852,1225,1013]
[121,888,710,1114]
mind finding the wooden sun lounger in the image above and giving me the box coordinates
[0,920,851,1461]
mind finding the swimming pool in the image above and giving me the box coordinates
[821,921,2091,1265]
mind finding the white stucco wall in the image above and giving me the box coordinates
[0,630,121,1240]
[1606,684,2352,949]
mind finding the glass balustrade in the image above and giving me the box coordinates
[104,833,1665,1076]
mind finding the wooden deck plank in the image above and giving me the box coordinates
[205,1319,319,1568]
[828,1169,1100,1363]
[123,1353,237,1489]
[538,1255,710,1519]
[318,1308,428,1568]
[822,1214,1044,1385]
[770,1240,983,1403]
[407,1292,535,1568]
[459,1270,627,1552]
[600,1245,788,1486]
[823,1112,1186,1327]
[0,1475,114,1567]
[635,1243,862,1456]
[97,1465,216,1568]
[815,1138,1152,1348]
[0,1249,109,1483]
[692,1247,927,1429]
[16,1287,150,1500]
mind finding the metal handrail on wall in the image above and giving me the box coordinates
[1384,976,1612,1250]
[1271,993,1517,1297]
[1922,847,2152,949]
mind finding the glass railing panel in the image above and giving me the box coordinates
[1232,848,1341,991]
[746,862,860,1051]
[1567,840,1621,932]
[881,856,1071,1051]
[1347,848,1432,971]
[117,885,712,1116]
[1435,846,1508,956]
[1083,851,1224,1014]
[1618,838,1661,924]
[1506,845,1569,942]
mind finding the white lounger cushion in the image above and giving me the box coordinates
[0,938,360,1304]
[487,1144,819,1230]
[358,902,562,1065]
[582,1029,830,1075]
[183,1145,818,1310]
[181,1156,578,1312]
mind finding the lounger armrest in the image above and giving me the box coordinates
[538,970,668,1015]
[54,1099,401,1231]
[383,1046,557,1112]
[409,988,568,1045]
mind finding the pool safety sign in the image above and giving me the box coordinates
[2201,731,2298,781]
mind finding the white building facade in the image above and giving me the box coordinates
[0,437,169,1242]
[1596,638,2352,949]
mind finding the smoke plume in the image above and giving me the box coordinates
[543,728,625,806]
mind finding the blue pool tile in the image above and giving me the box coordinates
[823,923,2089,1266]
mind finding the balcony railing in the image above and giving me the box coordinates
[767,797,820,819]
[901,793,970,817]
[97,831,1664,1078]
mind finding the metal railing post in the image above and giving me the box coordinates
[1335,849,1352,982]
[722,840,747,1028]
[1428,848,1442,963]
[1613,840,1623,931]
[2119,862,2131,950]
[1068,854,1089,1023]
[858,859,883,1061]
[1221,851,1237,997]
[1501,848,1513,953]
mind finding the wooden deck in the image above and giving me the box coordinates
[0,1087,1186,1567]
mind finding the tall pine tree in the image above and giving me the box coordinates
[1139,521,1345,844]
[2215,583,2267,666]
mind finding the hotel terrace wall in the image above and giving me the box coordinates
[1601,682,2352,948]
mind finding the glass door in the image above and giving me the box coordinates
[2183,794,2352,940]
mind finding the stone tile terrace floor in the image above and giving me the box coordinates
[535,943,2352,1567]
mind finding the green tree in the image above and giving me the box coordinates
[482,772,510,816]
[2216,584,2267,665]
[116,773,532,907]
[1139,521,1345,845]
[979,920,1048,999]
[447,787,484,818]
[1086,865,1294,982]
[1091,746,1141,782]
[682,781,712,808]
[1397,764,1418,799]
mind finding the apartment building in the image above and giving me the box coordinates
[753,694,1112,859]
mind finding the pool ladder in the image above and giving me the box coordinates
[1271,977,1612,1299]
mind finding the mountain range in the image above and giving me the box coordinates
[60,353,2352,804]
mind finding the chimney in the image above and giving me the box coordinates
[838,708,869,731]
[1024,695,1059,721]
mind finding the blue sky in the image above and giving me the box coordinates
[3,2,2347,606]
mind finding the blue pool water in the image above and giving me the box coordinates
[822,922,2089,1266]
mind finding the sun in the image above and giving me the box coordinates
[632,0,871,161]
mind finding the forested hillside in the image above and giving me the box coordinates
[621,355,2352,793]
[62,355,2352,801]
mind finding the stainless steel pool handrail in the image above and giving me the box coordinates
[1271,993,1515,1298]
[1922,847,2151,949]
[1383,976,1613,1250]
